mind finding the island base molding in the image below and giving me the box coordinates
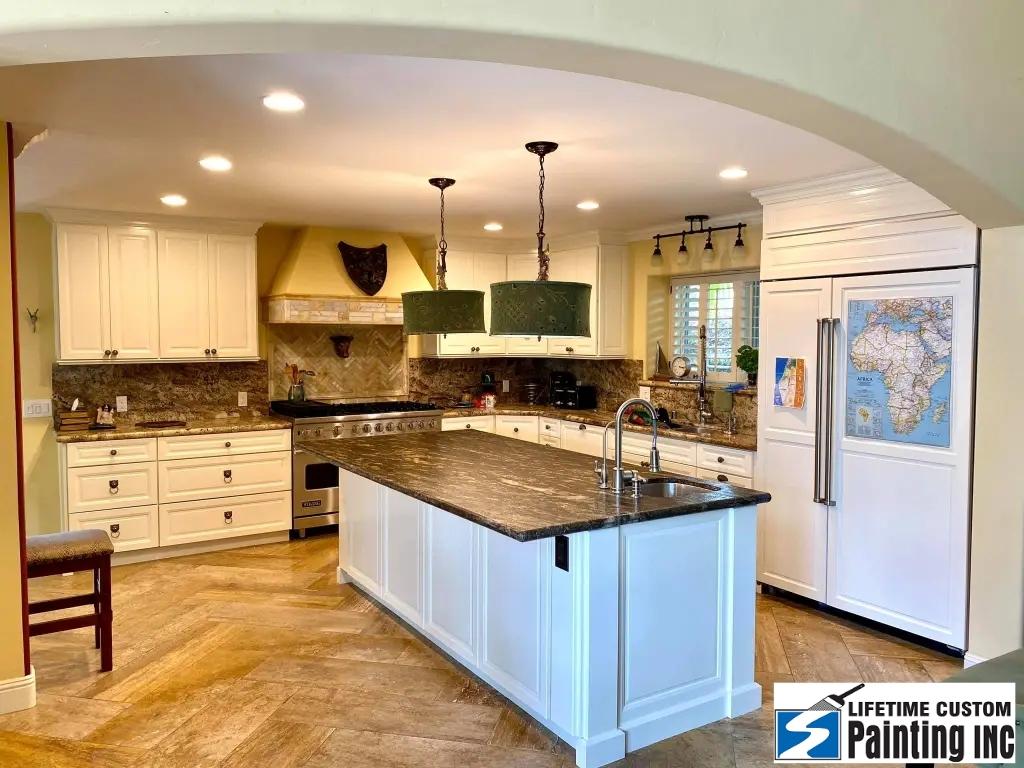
[337,469,761,767]
[0,667,36,715]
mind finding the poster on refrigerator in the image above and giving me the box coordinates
[845,296,953,447]
[773,357,805,408]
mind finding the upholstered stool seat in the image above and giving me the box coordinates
[26,530,114,672]
[27,530,114,568]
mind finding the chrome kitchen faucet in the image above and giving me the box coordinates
[595,398,662,494]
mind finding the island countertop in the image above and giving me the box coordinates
[299,430,770,541]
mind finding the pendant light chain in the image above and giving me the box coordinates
[536,152,550,281]
[436,183,448,290]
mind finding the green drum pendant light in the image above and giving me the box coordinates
[402,177,486,335]
[489,142,591,341]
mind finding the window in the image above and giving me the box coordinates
[671,271,760,382]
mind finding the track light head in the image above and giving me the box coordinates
[652,236,663,266]
[704,230,714,252]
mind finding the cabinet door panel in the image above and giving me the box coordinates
[158,231,210,358]
[382,488,424,626]
[341,471,382,596]
[107,226,160,359]
[56,224,110,360]
[424,505,477,662]
[208,234,258,358]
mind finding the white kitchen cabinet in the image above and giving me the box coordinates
[340,470,383,596]
[559,421,606,457]
[66,438,157,468]
[495,415,539,443]
[696,443,755,477]
[56,224,110,360]
[107,226,160,359]
[56,223,160,361]
[68,505,159,553]
[381,488,424,626]
[207,234,258,358]
[435,251,506,356]
[480,528,550,716]
[158,230,211,359]
[695,468,753,489]
[546,244,630,358]
[157,450,292,504]
[157,429,291,461]
[503,252,549,356]
[424,503,478,664]
[158,491,290,546]
[66,461,158,514]
[442,415,495,433]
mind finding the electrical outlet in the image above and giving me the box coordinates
[502,379,509,393]
[21,399,52,419]
[237,391,248,407]
[115,396,128,413]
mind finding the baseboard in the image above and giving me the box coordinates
[0,666,36,715]
[336,566,352,585]
[728,682,763,717]
[574,728,626,768]
[112,531,291,565]
[622,691,730,754]
[964,653,988,668]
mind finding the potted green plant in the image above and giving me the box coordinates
[736,345,759,387]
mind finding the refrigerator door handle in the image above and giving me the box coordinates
[824,317,839,507]
[813,318,825,504]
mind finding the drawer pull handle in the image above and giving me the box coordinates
[579,424,586,431]
[717,474,728,482]
[109,449,117,456]
[103,349,111,356]
[111,349,119,356]
[223,469,233,483]
[545,425,551,430]
[204,349,211,355]
[641,461,650,468]
[109,523,120,538]
[224,441,232,448]
[513,427,519,433]
[224,510,233,524]
[717,456,725,463]
[108,479,119,494]
[211,349,217,355]
[465,424,472,429]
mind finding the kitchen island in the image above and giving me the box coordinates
[300,429,770,768]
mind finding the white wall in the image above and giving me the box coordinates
[968,225,1024,662]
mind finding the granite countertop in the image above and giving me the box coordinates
[298,430,770,542]
[440,403,757,451]
[54,412,292,443]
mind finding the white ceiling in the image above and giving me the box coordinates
[3,53,870,237]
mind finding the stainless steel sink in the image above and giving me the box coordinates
[638,477,719,498]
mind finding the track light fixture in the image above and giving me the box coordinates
[650,215,746,263]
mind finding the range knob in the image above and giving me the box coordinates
[333,426,341,437]
[362,424,372,433]
[352,425,361,435]
[428,420,436,429]
[313,428,322,437]
[374,423,383,433]
[397,422,405,431]
[418,421,425,429]
[385,423,394,432]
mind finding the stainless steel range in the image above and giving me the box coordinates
[270,400,443,532]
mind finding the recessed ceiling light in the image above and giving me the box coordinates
[719,166,748,180]
[483,222,503,232]
[262,91,305,112]
[160,194,187,207]
[199,155,233,172]
[576,200,600,210]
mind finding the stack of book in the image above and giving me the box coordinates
[56,409,92,433]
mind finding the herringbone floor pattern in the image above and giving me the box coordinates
[0,534,965,767]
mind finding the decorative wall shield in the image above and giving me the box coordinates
[338,241,387,296]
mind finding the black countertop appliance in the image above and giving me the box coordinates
[549,371,598,410]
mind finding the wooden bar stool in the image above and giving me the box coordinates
[26,530,114,672]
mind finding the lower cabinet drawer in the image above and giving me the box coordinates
[66,438,157,468]
[695,443,755,476]
[539,435,561,449]
[67,505,158,553]
[159,491,292,546]
[442,416,495,433]
[494,415,539,442]
[67,462,158,513]
[158,451,292,504]
[158,429,291,460]
[695,467,753,489]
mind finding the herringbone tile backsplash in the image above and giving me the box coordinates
[267,324,407,400]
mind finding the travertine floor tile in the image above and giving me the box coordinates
[0,693,127,740]
[0,730,143,768]
[304,728,568,768]
[206,601,373,633]
[489,706,568,754]
[274,687,503,743]
[220,719,334,768]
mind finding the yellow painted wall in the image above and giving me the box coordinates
[0,123,28,682]
[968,225,1024,661]
[628,224,762,376]
[14,213,57,535]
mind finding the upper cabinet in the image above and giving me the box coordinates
[54,214,259,363]
[420,235,631,359]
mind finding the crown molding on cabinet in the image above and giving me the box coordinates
[45,208,262,236]
[749,167,907,205]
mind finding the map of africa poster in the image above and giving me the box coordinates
[845,296,953,447]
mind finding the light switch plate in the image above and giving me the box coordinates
[22,399,51,418]
[237,391,248,407]
[502,379,509,393]
[115,396,128,413]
